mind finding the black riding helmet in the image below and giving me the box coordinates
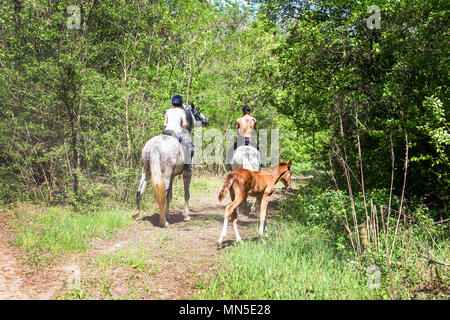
[172,95,183,106]
[242,106,251,113]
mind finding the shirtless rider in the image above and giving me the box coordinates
[226,106,259,165]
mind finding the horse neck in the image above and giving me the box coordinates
[261,164,280,177]
[184,108,194,135]
[258,165,288,184]
[269,166,289,185]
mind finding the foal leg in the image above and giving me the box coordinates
[182,169,192,222]
[217,190,246,248]
[231,211,241,243]
[258,194,270,241]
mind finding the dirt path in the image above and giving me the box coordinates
[0,183,290,300]
[0,212,64,299]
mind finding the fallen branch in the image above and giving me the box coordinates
[417,245,450,267]
[419,254,450,267]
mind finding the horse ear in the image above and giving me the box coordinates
[279,157,283,163]
[288,160,292,168]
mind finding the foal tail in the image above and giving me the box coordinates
[218,173,235,202]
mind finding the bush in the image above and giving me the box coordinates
[279,186,449,299]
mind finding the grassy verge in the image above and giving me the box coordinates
[8,205,134,264]
[197,220,375,300]
[197,182,449,300]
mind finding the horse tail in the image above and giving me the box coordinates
[243,148,260,172]
[150,151,167,222]
[218,173,235,202]
[242,150,253,171]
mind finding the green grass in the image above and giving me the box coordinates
[11,206,134,257]
[95,241,160,273]
[197,220,377,300]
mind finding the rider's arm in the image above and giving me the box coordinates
[164,116,168,128]
[182,115,188,130]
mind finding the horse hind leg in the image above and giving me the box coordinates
[258,195,270,242]
[217,188,246,248]
[249,198,257,217]
[182,169,192,222]
[133,170,148,219]
[164,175,175,220]
[231,211,241,243]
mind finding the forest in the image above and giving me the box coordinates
[0,0,448,300]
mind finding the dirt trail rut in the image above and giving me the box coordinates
[0,184,290,300]
[0,214,64,299]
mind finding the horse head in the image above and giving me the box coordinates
[278,159,292,190]
[280,170,292,190]
[184,103,208,131]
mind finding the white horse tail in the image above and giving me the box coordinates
[242,148,260,172]
[150,152,168,226]
[242,150,251,170]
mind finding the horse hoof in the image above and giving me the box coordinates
[216,240,223,249]
[236,237,242,244]
[160,221,169,228]
[132,210,140,219]
[184,215,191,222]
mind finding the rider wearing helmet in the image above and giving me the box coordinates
[226,105,259,166]
[163,95,194,170]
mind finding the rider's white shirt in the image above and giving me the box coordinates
[165,107,186,133]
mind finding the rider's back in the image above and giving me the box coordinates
[237,115,256,137]
[165,107,186,133]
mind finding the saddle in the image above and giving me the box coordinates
[233,137,259,151]
[162,130,194,168]
[162,130,183,143]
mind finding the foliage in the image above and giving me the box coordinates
[0,0,297,205]
[253,0,449,207]
[278,186,449,299]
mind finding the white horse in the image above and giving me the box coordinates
[133,104,208,227]
[231,145,261,215]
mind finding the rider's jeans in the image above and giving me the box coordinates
[162,130,194,165]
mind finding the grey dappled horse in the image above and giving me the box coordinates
[133,104,208,227]
[231,145,261,172]
[231,145,261,214]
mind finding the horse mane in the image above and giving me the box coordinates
[184,105,194,133]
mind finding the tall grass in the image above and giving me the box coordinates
[198,220,376,300]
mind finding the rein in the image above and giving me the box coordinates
[273,168,290,186]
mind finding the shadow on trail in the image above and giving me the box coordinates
[217,236,261,250]
[141,213,188,226]
[139,188,294,228]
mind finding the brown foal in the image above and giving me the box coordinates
[217,159,292,247]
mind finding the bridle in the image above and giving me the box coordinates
[188,104,208,127]
[191,106,202,122]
